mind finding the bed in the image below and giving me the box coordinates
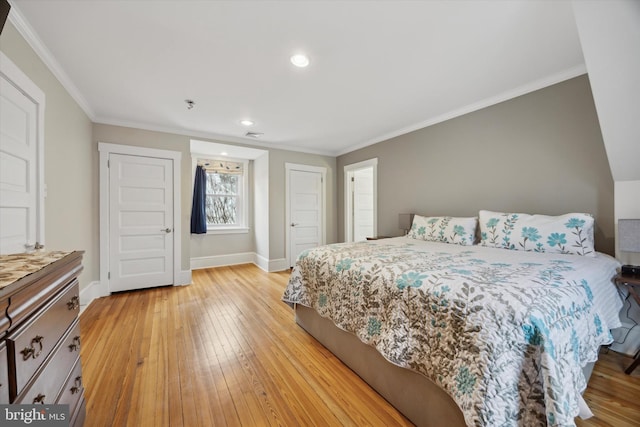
[282,212,623,427]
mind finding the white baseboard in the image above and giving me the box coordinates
[79,280,109,315]
[177,269,192,286]
[267,258,289,272]
[254,253,270,271]
[191,252,289,272]
[191,252,255,270]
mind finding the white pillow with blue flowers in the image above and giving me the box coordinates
[408,215,477,246]
[479,210,595,256]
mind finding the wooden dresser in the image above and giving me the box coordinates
[0,250,85,426]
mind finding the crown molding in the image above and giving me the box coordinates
[8,4,96,120]
[94,117,336,157]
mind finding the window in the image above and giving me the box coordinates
[201,159,248,232]
[206,171,240,225]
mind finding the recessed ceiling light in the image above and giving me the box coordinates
[290,54,310,68]
[221,152,228,156]
[240,119,254,126]
[245,132,264,138]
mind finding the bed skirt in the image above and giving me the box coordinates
[295,304,597,427]
[295,304,466,427]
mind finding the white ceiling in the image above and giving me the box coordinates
[10,1,585,156]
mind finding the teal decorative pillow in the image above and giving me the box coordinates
[479,210,595,256]
[408,215,477,246]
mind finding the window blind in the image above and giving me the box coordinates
[198,159,243,175]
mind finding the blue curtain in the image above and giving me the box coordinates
[190,165,207,234]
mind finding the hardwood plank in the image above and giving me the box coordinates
[577,349,640,427]
[80,264,640,426]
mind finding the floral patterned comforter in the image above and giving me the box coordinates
[282,238,622,426]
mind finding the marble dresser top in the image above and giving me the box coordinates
[0,251,73,290]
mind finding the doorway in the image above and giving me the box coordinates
[344,158,377,242]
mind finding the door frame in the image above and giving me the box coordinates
[344,158,378,242]
[285,163,326,268]
[99,142,182,292]
[0,51,46,249]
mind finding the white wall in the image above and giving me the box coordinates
[573,0,640,356]
[254,153,270,263]
[615,181,640,247]
[573,0,640,183]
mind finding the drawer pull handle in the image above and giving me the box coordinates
[69,335,81,352]
[21,335,44,360]
[70,376,82,395]
[33,393,46,404]
[67,295,80,311]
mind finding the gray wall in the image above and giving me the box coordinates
[268,149,337,260]
[93,124,195,270]
[337,75,615,255]
[1,22,97,290]
[93,124,337,267]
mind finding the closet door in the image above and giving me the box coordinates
[286,164,326,267]
[0,54,44,255]
[108,153,174,292]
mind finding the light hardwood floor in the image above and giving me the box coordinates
[80,264,640,427]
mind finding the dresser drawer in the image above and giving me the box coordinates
[56,356,83,415]
[0,342,8,403]
[7,280,80,398]
[14,319,81,405]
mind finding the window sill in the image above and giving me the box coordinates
[206,227,250,235]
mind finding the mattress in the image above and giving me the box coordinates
[283,237,623,426]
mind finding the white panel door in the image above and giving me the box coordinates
[109,154,174,292]
[352,167,374,242]
[0,76,37,254]
[289,169,323,266]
